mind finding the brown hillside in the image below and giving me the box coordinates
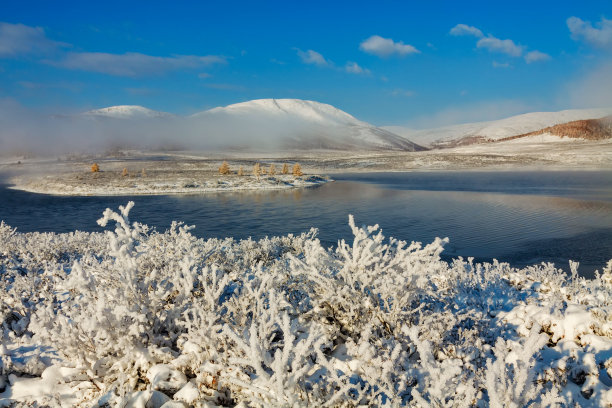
[499,115,612,142]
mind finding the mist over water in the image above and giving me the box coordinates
[1,171,610,277]
[0,99,375,155]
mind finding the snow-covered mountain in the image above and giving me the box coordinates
[83,105,175,119]
[193,99,424,151]
[384,108,612,148]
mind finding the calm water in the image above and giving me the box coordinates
[1,171,611,277]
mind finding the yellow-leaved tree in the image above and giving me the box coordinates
[219,161,231,175]
[292,163,303,177]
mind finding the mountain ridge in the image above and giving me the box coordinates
[81,99,425,152]
[384,108,612,148]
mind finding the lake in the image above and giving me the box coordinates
[1,171,611,277]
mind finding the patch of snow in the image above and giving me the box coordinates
[83,105,175,119]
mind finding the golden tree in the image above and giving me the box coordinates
[219,161,230,175]
[269,164,276,175]
[91,163,100,173]
[253,162,261,177]
[122,168,128,177]
[282,163,289,174]
[238,166,244,176]
[292,163,303,177]
[141,168,146,177]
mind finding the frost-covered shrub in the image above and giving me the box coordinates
[1,203,612,407]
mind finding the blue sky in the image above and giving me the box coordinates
[1,0,611,126]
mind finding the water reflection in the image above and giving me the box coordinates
[0,171,611,277]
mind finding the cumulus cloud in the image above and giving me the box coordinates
[295,49,330,66]
[359,35,420,57]
[476,36,523,57]
[567,16,612,51]
[0,22,67,57]
[449,24,483,38]
[48,52,226,77]
[344,61,370,75]
[524,50,551,63]
[451,23,552,62]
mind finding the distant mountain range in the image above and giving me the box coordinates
[81,100,612,152]
[384,108,612,149]
[83,99,424,151]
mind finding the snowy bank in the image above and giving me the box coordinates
[9,172,330,196]
[1,203,612,406]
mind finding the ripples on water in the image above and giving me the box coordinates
[1,171,611,277]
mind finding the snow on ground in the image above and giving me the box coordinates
[384,108,612,148]
[11,173,328,196]
[1,203,611,407]
[3,138,611,197]
[3,157,329,196]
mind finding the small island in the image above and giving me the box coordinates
[8,156,330,196]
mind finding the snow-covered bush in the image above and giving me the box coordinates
[1,203,612,407]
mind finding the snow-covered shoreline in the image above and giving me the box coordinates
[8,174,330,196]
[1,202,612,406]
[3,139,611,197]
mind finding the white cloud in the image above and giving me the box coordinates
[295,49,330,66]
[359,35,420,57]
[0,22,67,57]
[198,72,211,79]
[524,50,551,63]
[567,16,612,51]
[345,61,370,75]
[477,35,523,57]
[449,24,483,38]
[48,52,226,77]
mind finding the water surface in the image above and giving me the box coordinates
[1,171,610,277]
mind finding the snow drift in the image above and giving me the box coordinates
[1,203,612,406]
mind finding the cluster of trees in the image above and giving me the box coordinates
[89,164,147,178]
[219,161,303,177]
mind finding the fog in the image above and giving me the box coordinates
[0,100,338,157]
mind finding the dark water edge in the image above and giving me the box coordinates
[1,170,611,278]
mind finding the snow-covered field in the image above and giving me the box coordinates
[4,157,329,196]
[1,202,612,407]
[11,173,329,197]
[4,137,612,197]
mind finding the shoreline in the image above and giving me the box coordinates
[7,174,330,197]
[2,142,611,196]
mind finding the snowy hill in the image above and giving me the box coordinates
[384,108,612,148]
[83,105,175,119]
[78,100,423,151]
[194,99,424,151]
